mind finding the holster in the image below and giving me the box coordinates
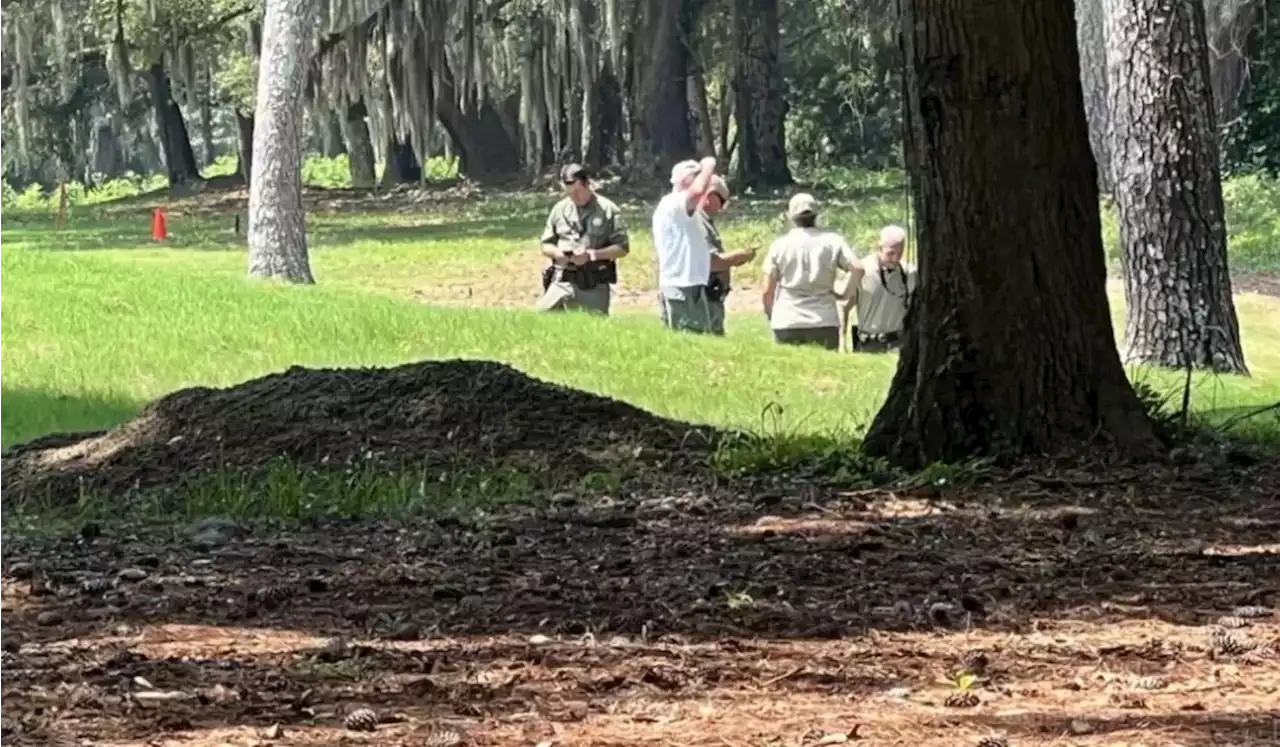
[706,275,727,303]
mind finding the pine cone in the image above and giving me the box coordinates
[1215,615,1249,629]
[343,707,378,732]
[423,727,466,747]
[1232,605,1274,619]
[976,737,1008,747]
[944,691,980,708]
[252,585,294,609]
[1210,628,1254,656]
[960,648,989,676]
[79,578,115,595]
[1108,692,1147,709]
[1132,675,1168,691]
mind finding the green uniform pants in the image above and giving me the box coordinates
[537,281,611,315]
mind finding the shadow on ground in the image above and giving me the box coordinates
[3,458,1278,745]
[0,387,142,451]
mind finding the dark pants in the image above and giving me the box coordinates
[773,326,841,350]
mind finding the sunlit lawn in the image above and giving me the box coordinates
[2,192,1278,449]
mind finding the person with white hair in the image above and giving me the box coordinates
[652,156,719,333]
[839,223,918,352]
[760,193,859,350]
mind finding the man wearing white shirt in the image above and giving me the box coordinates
[652,156,719,333]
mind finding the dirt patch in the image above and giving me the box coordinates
[2,461,1277,745]
[0,360,720,503]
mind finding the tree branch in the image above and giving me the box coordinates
[181,3,259,43]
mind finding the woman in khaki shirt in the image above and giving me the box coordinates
[761,193,858,350]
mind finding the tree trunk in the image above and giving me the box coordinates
[1104,0,1247,373]
[343,99,377,188]
[321,109,346,157]
[863,0,1159,467]
[235,109,254,184]
[380,137,422,186]
[247,0,317,284]
[633,0,695,173]
[592,62,624,167]
[200,95,216,166]
[148,62,202,186]
[432,52,523,180]
[732,0,792,187]
[689,68,717,158]
[1075,0,1112,193]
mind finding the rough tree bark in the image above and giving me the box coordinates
[235,109,254,183]
[342,98,377,188]
[732,0,792,187]
[148,63,202,186]
[864,0,1159,467]
[632,0,695,172]
[248,0,318,284]
[1075,0,1112,192]
[1104,0,1247,373]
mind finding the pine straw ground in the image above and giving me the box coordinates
[3,458,1278,747]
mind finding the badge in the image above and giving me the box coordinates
[592,217,603,226]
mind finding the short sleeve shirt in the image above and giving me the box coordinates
[540,195,629,253]
[761,227,858,329]
[653,191,712,288]
[855,253,918,336]
[700,212,732,289]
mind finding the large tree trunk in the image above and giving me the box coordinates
[1075,0,1111,193]
[235,109,254,184]
[632,0,695,173]
[342,98,377,188]
[247,0,317,284]
[864,0,1159,467]
[380,137,422,186]
[732,0,792,187]
[148,62,202,186]
[1104,0,1247,373]
[321,109,346,157]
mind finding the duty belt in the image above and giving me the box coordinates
[858,331,900,343]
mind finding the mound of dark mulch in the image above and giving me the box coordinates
[1,360,722,504]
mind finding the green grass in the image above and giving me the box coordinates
[3,188,1279,459]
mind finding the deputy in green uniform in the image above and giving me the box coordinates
[536,164,629,315]
[700,176,756,335]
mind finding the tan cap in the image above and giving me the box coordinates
[670,159,701,185]
[788,193,819,218]
[710,175,730,200]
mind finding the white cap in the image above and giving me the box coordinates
[787,193,819,218]
[670,160,701,185]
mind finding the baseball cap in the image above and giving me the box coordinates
[669,159,701,185]
[560,163,590,183]
[788,193,819,218]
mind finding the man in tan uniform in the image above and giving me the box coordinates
[700,176,756,335]
[536,164,629,315]
[761,193,858,350]
[840,224,917,352]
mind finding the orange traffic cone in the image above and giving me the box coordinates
[151,208,168,241]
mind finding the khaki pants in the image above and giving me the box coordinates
[659,285,714,334]
[537,281,610,315]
